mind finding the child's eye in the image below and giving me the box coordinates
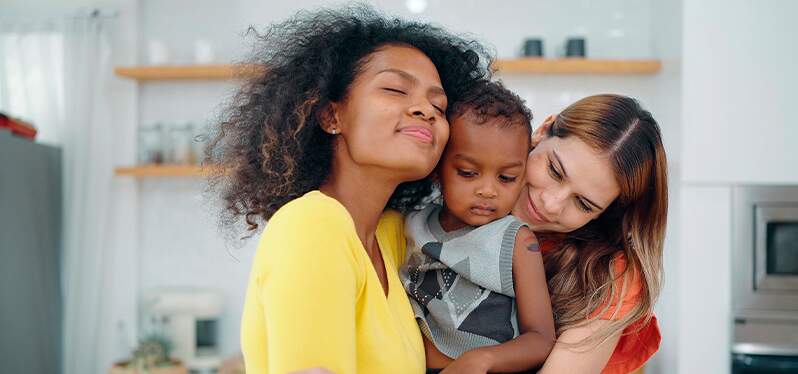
[432,105,444,114]
[456,169,476,178]
[383,87,406,95]
[498,175,517,183]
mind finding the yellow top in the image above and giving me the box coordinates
[240,191,425,374]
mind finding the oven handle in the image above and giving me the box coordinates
[734,343,798,356]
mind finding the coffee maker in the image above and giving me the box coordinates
[142,289,223,373]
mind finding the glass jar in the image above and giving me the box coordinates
[168,123,193,164]
[137,123,164,165]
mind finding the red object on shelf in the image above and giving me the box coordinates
[0,113,37,140]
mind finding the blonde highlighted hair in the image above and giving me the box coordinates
[541,94,668,347]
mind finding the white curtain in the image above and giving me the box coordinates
[0,18,65,145]
[0,11,128,374]
[60,13,127,374]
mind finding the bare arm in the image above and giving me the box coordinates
[442,226,555,373]
[538,319,622,374]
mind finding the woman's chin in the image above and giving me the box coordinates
[394,162,437,181]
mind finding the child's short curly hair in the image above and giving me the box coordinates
[207,5,492,233]
[449,80,533,141]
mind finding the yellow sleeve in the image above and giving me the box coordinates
[248,199,362,373]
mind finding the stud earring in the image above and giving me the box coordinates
[331,128,338,135]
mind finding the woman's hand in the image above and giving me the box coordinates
[440,349,492,374]
[288,368,335,374]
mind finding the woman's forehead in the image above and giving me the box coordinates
[360,45,441,84]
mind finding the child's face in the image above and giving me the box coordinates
[437,114,529,231]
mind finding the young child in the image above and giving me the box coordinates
[399,80,555,373]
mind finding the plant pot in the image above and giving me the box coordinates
[109,359,188,374]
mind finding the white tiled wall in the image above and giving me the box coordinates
[137,0,655,65]
[137,179,256,357]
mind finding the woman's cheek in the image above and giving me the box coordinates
[526,155,544,181]
[560,212,591,233]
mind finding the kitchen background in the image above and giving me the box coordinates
[1,0,796,373]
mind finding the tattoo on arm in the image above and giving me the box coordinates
[526,242,540,252]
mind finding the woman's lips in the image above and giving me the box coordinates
[399,126,433,144]
[526,193,552,224]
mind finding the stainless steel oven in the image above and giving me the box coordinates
[732,185,798,369]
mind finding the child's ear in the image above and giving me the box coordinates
[531,114,556,147]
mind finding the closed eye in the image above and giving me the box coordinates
[547,159,562,180]
[383,87,406,95]
[456,169,476,178]
[576,197,593,212]
[499,175,517,183]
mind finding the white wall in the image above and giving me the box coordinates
[677,185,733,373]
[675,0,798,373]
[682,0,798,184]
[647,0,683,373]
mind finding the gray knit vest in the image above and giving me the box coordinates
[398,204,527,358]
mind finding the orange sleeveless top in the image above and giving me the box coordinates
[540,241,661,374]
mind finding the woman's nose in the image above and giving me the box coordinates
[540,186,568,215]
[409,101,435,122]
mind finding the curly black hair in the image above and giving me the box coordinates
[207,5,493,233]
[449,79,533,141]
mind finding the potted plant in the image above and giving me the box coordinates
[110,335,187,374]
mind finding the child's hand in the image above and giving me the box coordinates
[440,349,492,374]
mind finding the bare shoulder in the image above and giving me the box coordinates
[514,225,540,253]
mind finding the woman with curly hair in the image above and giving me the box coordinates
[208,6,490,374]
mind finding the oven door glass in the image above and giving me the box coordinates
[756,206,798,291]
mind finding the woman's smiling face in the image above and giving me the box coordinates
[330,44,449,182]
[512,133,621,233]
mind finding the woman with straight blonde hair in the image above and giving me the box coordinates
[512,94,667,373]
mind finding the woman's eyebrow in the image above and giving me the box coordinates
[377,68,416,83]
[377,68,445,96]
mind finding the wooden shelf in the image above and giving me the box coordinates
[114,165,222,177]
[114,64,263,81]
[115,59,660,80]
[494,58,661,74]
